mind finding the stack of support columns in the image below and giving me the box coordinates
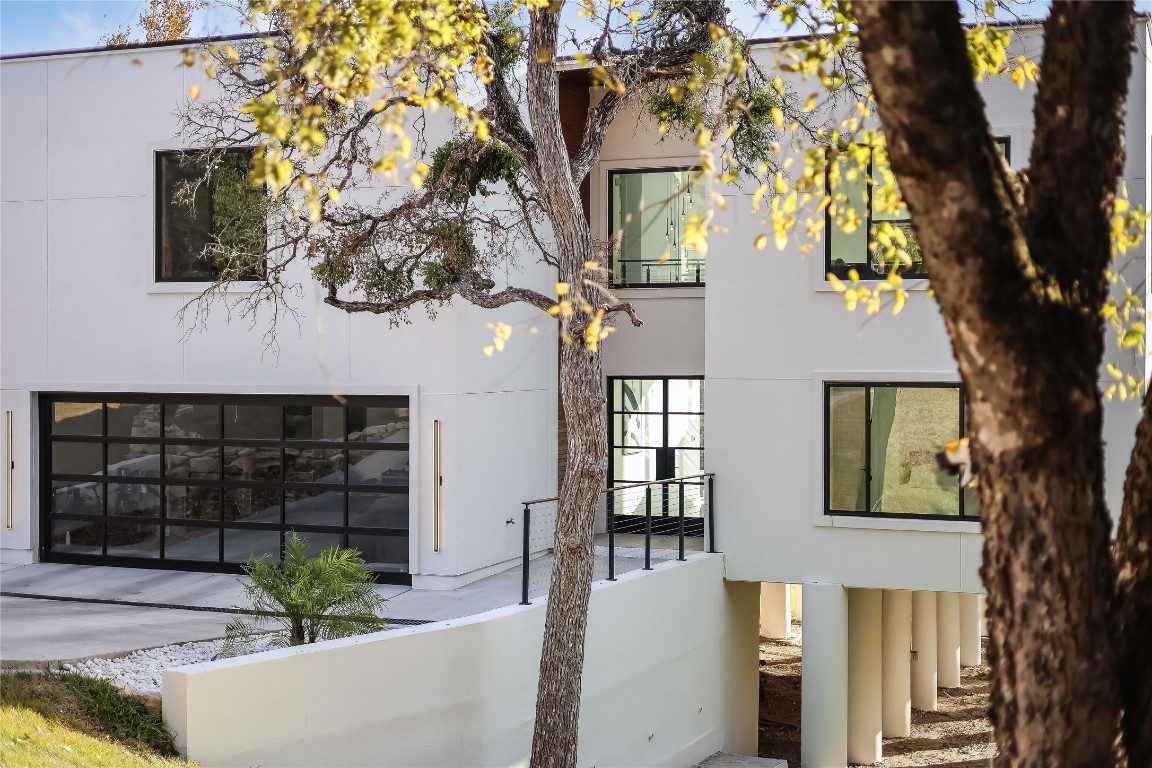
[797,587,987,767]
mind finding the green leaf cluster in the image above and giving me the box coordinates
[222,532,387,656]
[422,221,479,289]
[486,1,523,74]
[427,138,521,204]
[728,82,784,170]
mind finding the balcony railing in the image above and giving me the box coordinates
[612,256,707,287]
[518,473,715,605]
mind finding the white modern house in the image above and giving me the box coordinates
[1,20,1148,768]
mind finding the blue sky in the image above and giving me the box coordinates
[0,0,242,55]
[0,0,1146,57]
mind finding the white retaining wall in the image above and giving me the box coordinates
[163,554,758,767]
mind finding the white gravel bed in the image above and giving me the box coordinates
[59,636,278,698]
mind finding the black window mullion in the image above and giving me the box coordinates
[864,385,873,515]
[101,403,108,557]
[159,404,166,560]
[279,404,287,560]
[218,403,225,563]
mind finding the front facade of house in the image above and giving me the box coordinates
[2,23,1149,767]
[0,42,556,587]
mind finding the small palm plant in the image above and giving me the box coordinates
[221,532,388,657]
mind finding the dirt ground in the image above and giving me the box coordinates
[758,621,996,767]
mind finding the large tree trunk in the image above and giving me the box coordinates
[523,7,609,767]
[854,2,1136,764]
[1116,391,1152,766]
[530,341,606,767]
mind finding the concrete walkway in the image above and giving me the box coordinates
[0,541,682,666]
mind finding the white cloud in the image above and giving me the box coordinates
[54,6,100,44]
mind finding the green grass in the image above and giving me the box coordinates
[0,671,197,767]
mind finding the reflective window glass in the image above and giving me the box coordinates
[165,403,220,439]
[610,169,707,286]
[285,487,344,527]
[156,149,265,282]
[107,403,162,437]
[52,518,103,555]
[223,404,281,440]
[826,383,972,518]
[52,403,102,435]
[285,405,344,441]
[164,526,220,561]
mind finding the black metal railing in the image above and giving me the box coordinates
[518,473,715,606]
[612,256,707,287]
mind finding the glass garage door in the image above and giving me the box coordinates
[41,393,411,583]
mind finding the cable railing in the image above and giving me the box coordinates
[613,256,707,286]
[519,473,715,605]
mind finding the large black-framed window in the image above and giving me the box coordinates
[608,168,707,287]
[825,137,1010,280]
[608,376,705,534]
[155,148,267,282]
[825,381,978,520]
[40,393,411,583]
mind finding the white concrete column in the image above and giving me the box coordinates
[801,584,848,768]
[959,592,982,667]
[911,591,938,711]
[760,582,792,639]
[937,592,961,688]
[847,589,883,766]
[881,590,912,738]
[793,584,803,621]
[979,594,988,637]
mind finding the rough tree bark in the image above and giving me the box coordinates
[521,8,608,765]
[854,2,1138,765]
[513,5,722,763]
[1116,389,1152,765]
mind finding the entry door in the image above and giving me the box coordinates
[608,377,704,535]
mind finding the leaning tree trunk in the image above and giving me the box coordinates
[1115,390,1152,766]
[855,2,1135,764]
[523,6,610,767]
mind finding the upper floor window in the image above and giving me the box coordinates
[609,168,707,287]
[155,149,267,282]
[825,137,1010,280]
[825,381,978,519]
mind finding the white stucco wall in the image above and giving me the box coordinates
[164,554,758,767]
[0,45,557,579]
